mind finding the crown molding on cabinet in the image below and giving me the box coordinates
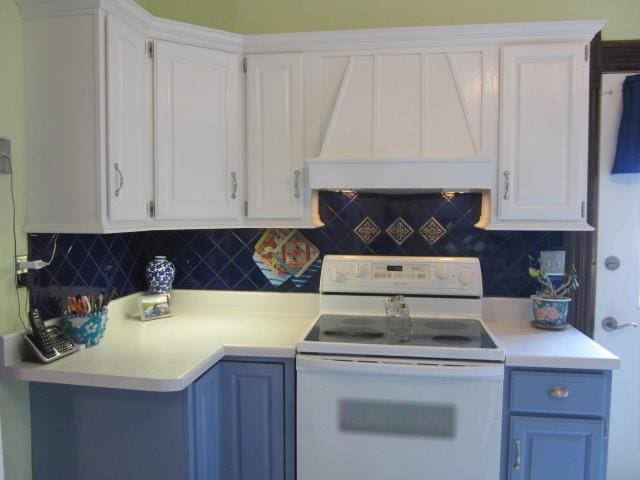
[17,0,605,55]
[16,0,245,54]
[243,20,607,54]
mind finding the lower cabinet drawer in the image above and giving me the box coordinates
[510,370,608,417]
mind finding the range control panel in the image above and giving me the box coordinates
[320,255,482,297]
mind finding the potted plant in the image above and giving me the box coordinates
[528,257,579,330]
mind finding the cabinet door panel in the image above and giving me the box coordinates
[193,365,221,480]
[508,416,605,480]
[499,43,588,221]
[220,361,285,480]
[247,54,304,219]
[106,15,152,222]
[156,42,242,221]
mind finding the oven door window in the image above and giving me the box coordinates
[340,400,456,438]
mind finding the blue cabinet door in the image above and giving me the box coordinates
[193,364,222,479]
[508,416,605,480]
[220,361,285,480]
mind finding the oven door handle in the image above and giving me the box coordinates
[296,354,504,379]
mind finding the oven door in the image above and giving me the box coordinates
[297,354,504,480]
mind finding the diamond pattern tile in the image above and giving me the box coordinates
[354,217,381,244]
[29,191,567,318]
[386,218,414,245]
[420,217,447,245]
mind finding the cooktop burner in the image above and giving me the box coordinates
[303,315,497,349]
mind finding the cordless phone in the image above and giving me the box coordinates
[24,309,79,363]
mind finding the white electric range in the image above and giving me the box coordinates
[297,255,505,480]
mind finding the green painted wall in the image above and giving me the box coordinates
[0,0,31,479]
[137,0,640,39]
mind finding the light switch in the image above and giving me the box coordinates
[540,250,565,276]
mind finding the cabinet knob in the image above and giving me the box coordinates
[513,439,521,471]
[294,170,301,199]
[114,163,124,198]
[548,386,570,399]
[230,171,238,200]
[503,170,510,200]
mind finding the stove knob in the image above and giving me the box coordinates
[353,265,364,278]
[435,265,448,280]
[331,269,344,282]
[458,271,472,286]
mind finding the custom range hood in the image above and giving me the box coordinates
[304,48,498,192]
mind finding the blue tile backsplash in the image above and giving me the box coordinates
[29,191,564,318]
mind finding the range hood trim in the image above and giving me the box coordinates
[305,157,497,191]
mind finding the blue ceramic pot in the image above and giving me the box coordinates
[531,296,571,328]
[145,256,175,294]
[63,309,109,346]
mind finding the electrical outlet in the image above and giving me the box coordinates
[0,138,11,175]
[15,255,28,288]
[540,250,566,276]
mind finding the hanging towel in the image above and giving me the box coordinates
[612,74,640,174]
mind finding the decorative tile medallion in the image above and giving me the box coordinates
[273,230,320,277]
[386,217,414,245]
[420,217,447,245]
[354,217,381,244]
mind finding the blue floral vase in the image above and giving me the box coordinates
[145,256,175,294]
[63,309,109,346]
[531,295,572,329]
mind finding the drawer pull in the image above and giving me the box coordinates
[513,439,521,471]
[548,387,570,399]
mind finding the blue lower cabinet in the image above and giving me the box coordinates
[193,364,223,479]
[30,382,196,480]
[508,416,605,480]
[220,361,286,480]
[30,357,294,480]
[502,368,612,480]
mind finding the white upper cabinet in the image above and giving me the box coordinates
[304,48,498,160]
[155,41,243,222]
[246,54,304,219]
[477,42,591,230]
[17,0,603,233]
[106,15,153,224]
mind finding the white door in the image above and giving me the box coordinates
[246,53,304,219]
[594,73,640,480]
[155,41,242,221]
[499,43,589,222]
[106,15,153,223]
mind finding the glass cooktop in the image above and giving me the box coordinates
[304,314,498,349]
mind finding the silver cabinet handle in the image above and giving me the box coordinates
[548,387,571,399]
[503,170,510,200]
[230,171,238,200]
[602,316,638,332]
[114,162,124,197]
[513,439,521,471]
[294,170,301,199]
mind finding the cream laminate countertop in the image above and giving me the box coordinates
[483,297,620,370]
[0,291,319,392]
[0,291,619,392]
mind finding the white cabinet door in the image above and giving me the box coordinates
[155,41,242,221]
[304,48,498,160]
[246,53,304,219]
[498,43,588,222]
[106,15,153,223]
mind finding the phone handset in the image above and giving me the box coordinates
[28,309,56,358]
